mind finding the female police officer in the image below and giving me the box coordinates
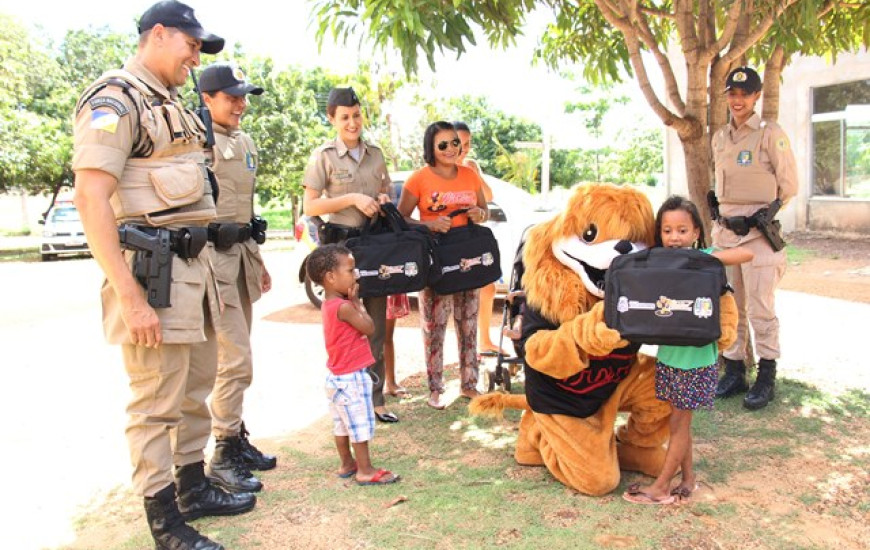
[711,67,798,410]
[302,87,399,423]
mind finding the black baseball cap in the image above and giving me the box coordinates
[327,87,360,109]
[199,63,264,96]
[725,67,762,94]
[138,1,224,55]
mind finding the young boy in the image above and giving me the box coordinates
[306,244,400,485]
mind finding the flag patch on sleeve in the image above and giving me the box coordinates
[90,111,120,133]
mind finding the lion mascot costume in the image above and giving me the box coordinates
[471,183,738,496]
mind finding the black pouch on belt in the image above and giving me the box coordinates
[723,216,752,236]
[208,223,240,250]
[173,227,208,259]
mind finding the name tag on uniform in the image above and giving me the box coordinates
[737,150,752,166]
[332,169,352,181]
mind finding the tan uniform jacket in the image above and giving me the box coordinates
[712,113,798,248]
[72,57,220,344]
[302,137,391,227]
[211,123,265,305]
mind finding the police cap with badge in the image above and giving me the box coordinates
[724,67,762,94]
[327,87,361,109]
[200,63,264,96]
[138,0,225,55]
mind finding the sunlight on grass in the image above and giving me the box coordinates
[461,421,518,450]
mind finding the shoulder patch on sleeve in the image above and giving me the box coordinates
[777,137,790,151]
[88,96,129,117]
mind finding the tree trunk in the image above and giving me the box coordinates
[681,134,715,234]
[761,46,786,121]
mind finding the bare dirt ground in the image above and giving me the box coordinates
[780,230,870,303]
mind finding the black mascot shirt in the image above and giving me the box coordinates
[520,304,640,418]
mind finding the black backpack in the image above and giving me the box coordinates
[604,248,729,346]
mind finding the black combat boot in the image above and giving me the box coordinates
[743,359,776,410]
[206,436,263,493]
[175,461,256,522]
[715,357,749,398]
[144,483,224,550]
[239,422,277,471]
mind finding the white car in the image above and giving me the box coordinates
[40,202,90,261]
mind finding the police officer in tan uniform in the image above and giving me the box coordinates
[73,3,254,549]
[302,87,398,423]
[711,67,798,410]
[197,62,276,494]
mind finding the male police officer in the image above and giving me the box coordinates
[73,2,254,549]
[711,67,798,410]
[198,62,276,493]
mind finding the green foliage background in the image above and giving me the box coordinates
[0,11,666,220]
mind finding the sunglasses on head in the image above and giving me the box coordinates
[437,138,461,151]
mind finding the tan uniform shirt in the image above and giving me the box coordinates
[72,57,168,180]
[212,123,257,223]
[712,113,798,247]
[303,137,391,227]
[211,123,265,305]
[72,57,220,344]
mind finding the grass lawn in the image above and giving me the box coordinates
[65,365,870,550]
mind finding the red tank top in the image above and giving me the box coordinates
[321,298,375,375]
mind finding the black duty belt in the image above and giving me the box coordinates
[119,224,208,260]
[208,222,253,250]
[318,222,362,245]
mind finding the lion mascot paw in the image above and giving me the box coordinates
[470,183,672,496]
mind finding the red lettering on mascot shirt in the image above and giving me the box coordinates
[556,353,635,395]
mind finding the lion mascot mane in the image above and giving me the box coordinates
[471,183,738,496]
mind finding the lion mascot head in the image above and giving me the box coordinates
[522,183,655,323]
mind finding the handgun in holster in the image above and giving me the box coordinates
[706,190,720,221]
[118,225,173,308]
[751,199,787,252]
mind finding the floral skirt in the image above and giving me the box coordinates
[655,362,718,411]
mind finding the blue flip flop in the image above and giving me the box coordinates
[337,462,358,478]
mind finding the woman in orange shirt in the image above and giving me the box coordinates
[398,121,489,409]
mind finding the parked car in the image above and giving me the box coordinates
[297,172,552,308]
[39,202,90,261]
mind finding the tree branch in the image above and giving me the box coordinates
[639,5,675,19]
[625,30,693,135]
[721,0,802,66]
[624,0,686,114]
[673,0,700,64]
[704,0,744,61]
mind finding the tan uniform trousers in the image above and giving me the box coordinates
[211,244,257,437]
[722,235,785,361]
[122,316,217,497]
